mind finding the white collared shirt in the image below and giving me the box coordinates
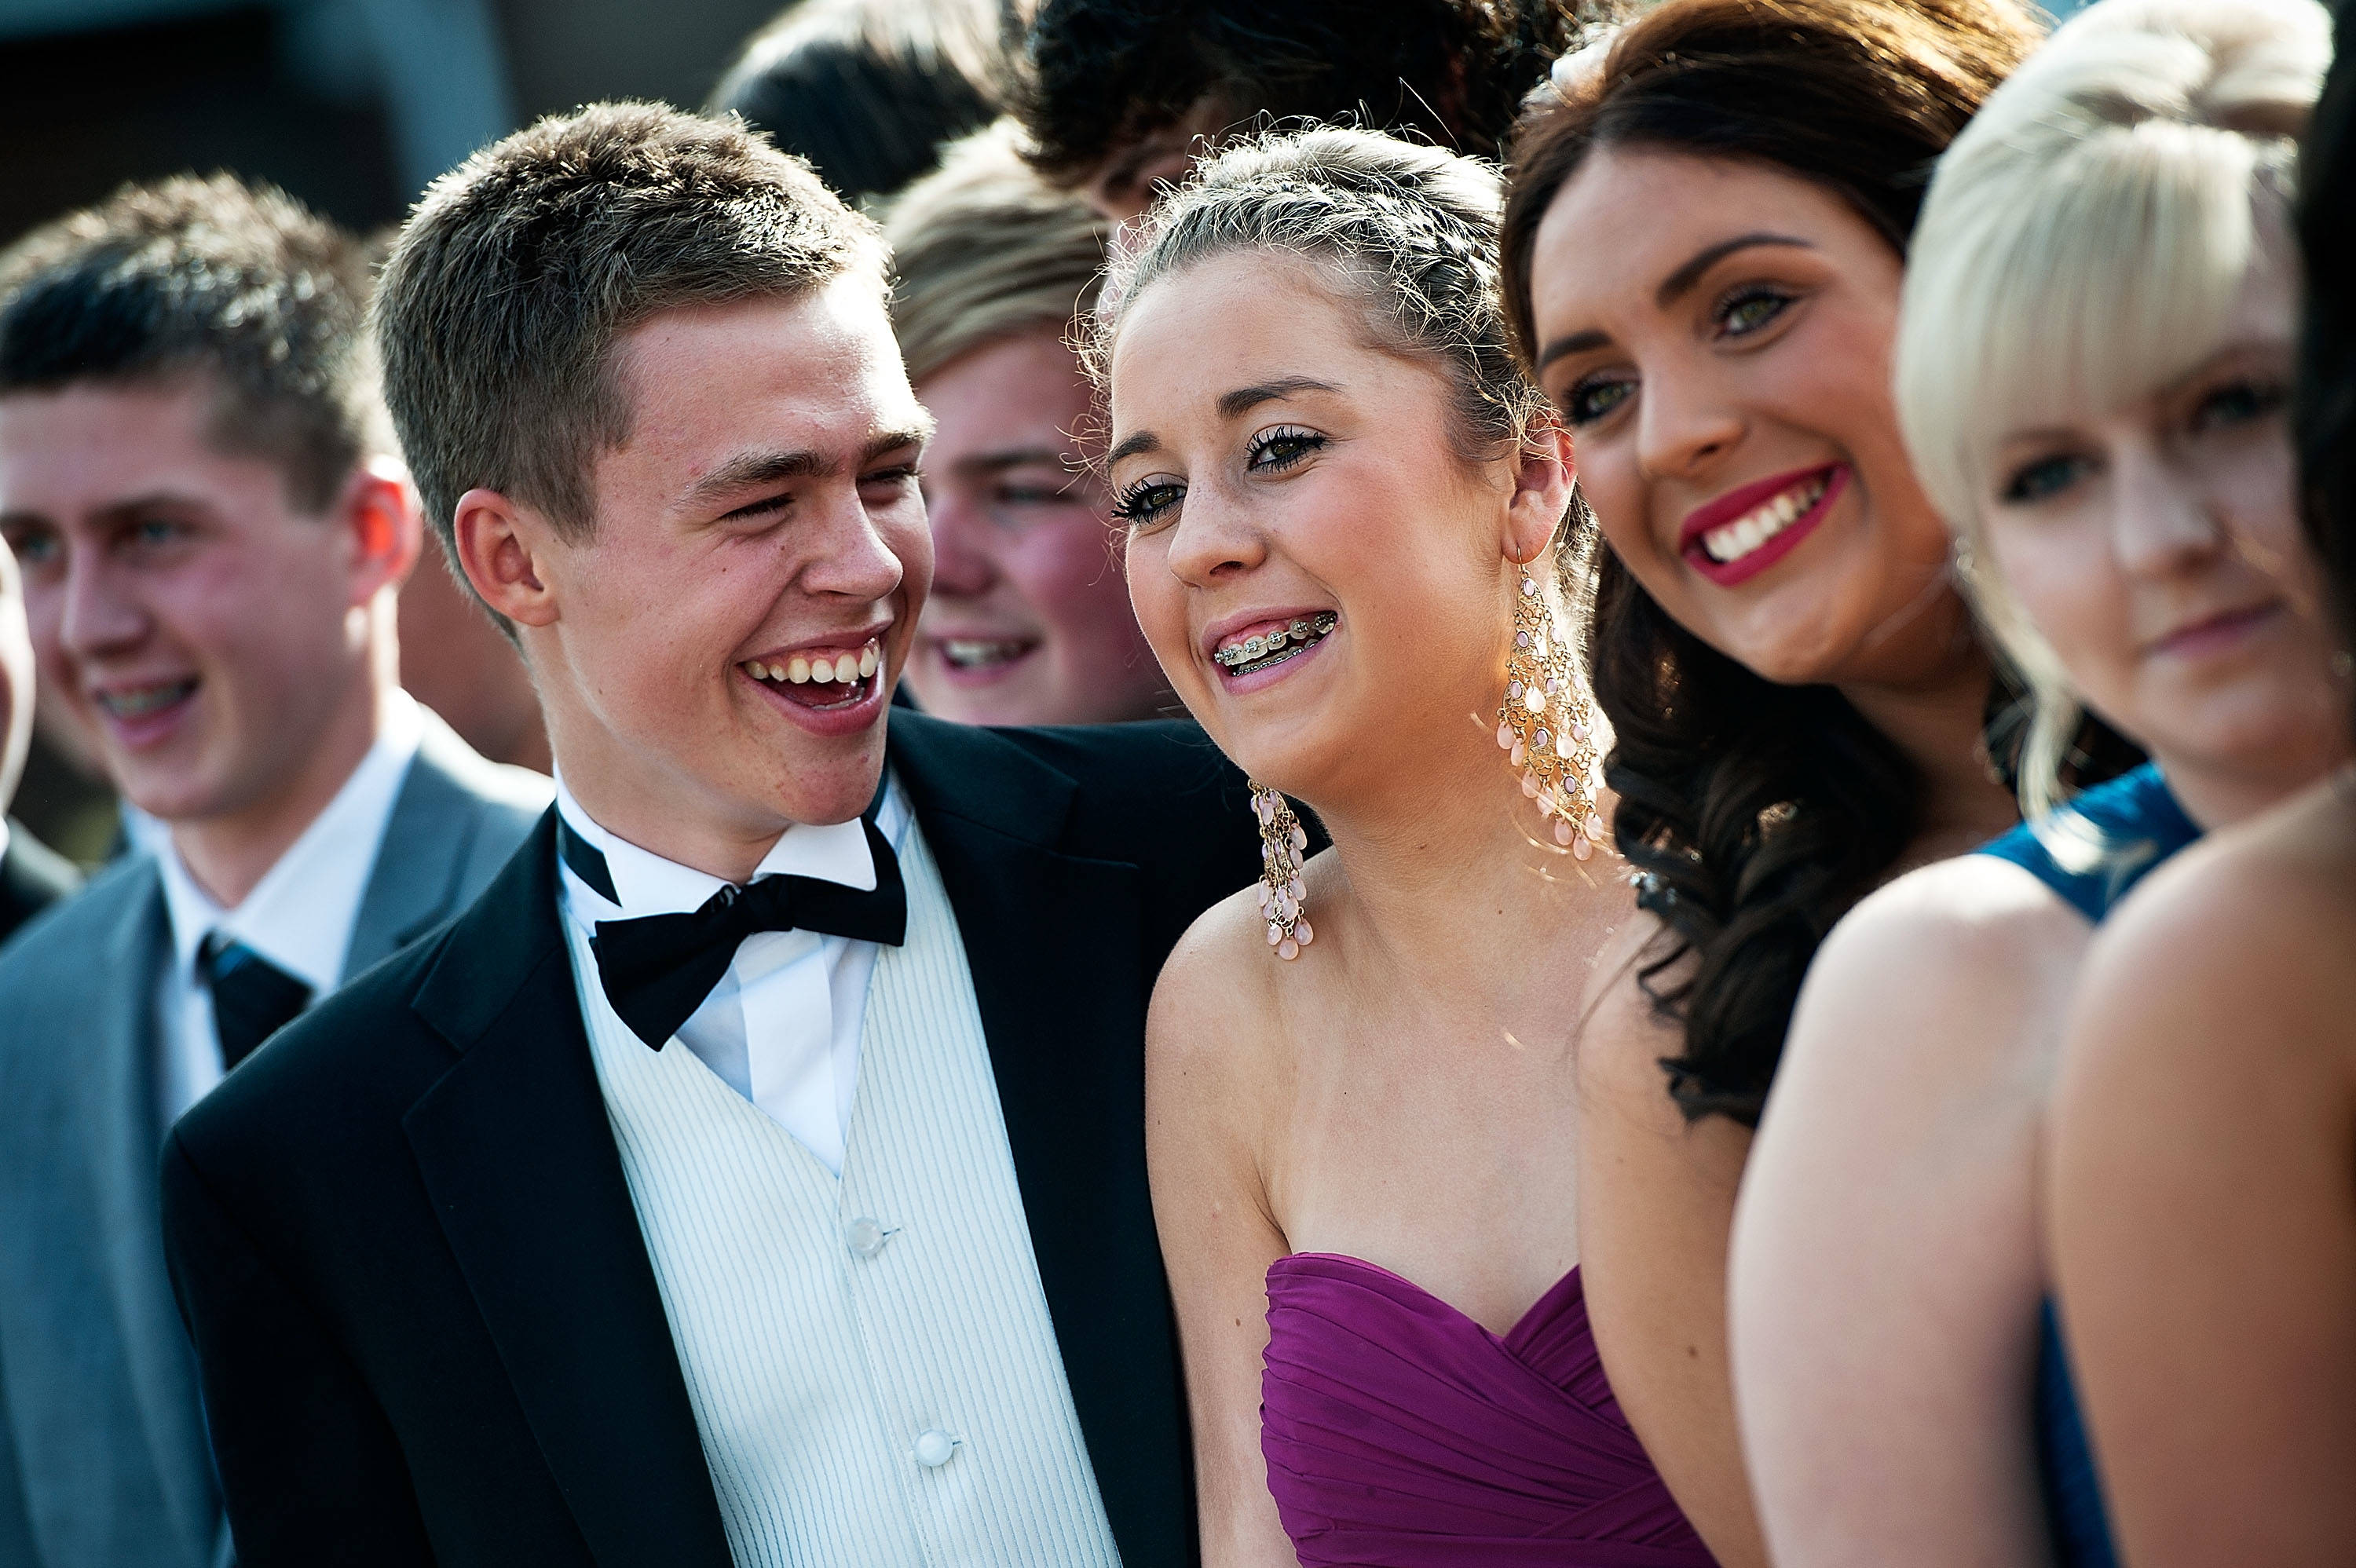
[552,773,912,1177]
[155,690,426,1126]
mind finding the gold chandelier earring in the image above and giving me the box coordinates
[1495,558,1608,859]
[1251,782,1312,960]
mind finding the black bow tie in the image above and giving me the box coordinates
[563,816,908,1050]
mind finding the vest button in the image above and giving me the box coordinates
[846,1217,888,1259]
[913,1428,956,1468]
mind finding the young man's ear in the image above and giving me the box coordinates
[1502,415,1578,568]
[339,455,426,609]
[452,487,562,630]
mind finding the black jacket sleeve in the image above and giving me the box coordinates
[160,1129,437,1567]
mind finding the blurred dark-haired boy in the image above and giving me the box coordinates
[1013,0,1576,222]
[711,0,1004,205]
[0,174,548,1568]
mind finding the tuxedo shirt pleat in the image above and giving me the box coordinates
[565,811,1121,1568]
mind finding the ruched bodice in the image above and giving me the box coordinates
[1260,1252,1716,1566]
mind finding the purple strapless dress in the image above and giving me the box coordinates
[1262,1252,1717,1566]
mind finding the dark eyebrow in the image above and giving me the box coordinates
[1107,430,1161,468]
[1657,232,1814,309]
[1216,377,1336,419]
[1537,235,1816,373]
[685,426,931,513]
[949,446,1070,479]
[1107,378,1338,470]
[1537,329,1612,371]
[688,449,827,510]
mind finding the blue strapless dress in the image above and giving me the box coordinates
[1977,763,2200,1568]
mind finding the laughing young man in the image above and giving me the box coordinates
[159,107,1257,1568]
[0,177,551,1568]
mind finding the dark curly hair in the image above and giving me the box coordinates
[1499,0,2051,1125]
[2299,0,2356,726]
[1011,0,1576,185]
[709,0,1003,206]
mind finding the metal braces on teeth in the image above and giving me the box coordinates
[1215,612,1339,670]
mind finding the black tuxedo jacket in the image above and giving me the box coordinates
[160,714,1261,1568]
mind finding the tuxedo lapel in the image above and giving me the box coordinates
[400,814,732,1568]
[83,864,222,1563]
[886,715,1189,1563]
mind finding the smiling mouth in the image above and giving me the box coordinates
[1213,613,1337,678]
[740,639,881,709]
[94,678,198,721]
[2150,600,2285,660]
[940,638,1037,673]
[1696,472,1832,565]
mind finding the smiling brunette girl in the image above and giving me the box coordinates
[1497,3,2059,1562]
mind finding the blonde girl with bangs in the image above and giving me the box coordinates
[2047,5,2356,1557]
[1728,2,2346,1566]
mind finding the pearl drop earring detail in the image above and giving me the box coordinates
[1251,783,1313,959]
[1498,561,1608,858]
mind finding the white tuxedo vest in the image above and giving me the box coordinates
[565,819,1122,1567]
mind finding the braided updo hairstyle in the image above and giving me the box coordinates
[1090,125,1597,646]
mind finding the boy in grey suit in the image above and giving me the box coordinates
[0,176,549,1568]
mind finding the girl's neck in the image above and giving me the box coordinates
[1305,714,1610,1013]
[1839,647,2019,864]
[2155,729,2356,835]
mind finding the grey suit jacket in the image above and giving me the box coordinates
[0,711,547,1568]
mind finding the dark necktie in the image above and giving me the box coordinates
[199,934,313,1073]
[572,817,908,1051]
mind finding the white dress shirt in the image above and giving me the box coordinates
[155,690,426,1125]
[552,772,912,1177]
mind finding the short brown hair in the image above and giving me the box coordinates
[0,173,382,514]
[372,101,888,601]
[881,120,1107,385]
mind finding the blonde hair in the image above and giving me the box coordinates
[880,119,1108,385]
[1896,0,2331,817]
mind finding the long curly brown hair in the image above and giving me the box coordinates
[1498,0,2062,1126]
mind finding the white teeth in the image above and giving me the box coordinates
[942,638,1035,671]
[97,679,196,718]
[744,639,881,686]
[1700,477,1830,565]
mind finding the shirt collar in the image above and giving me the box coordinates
[159,689,427,995]
[551,769,896,927]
